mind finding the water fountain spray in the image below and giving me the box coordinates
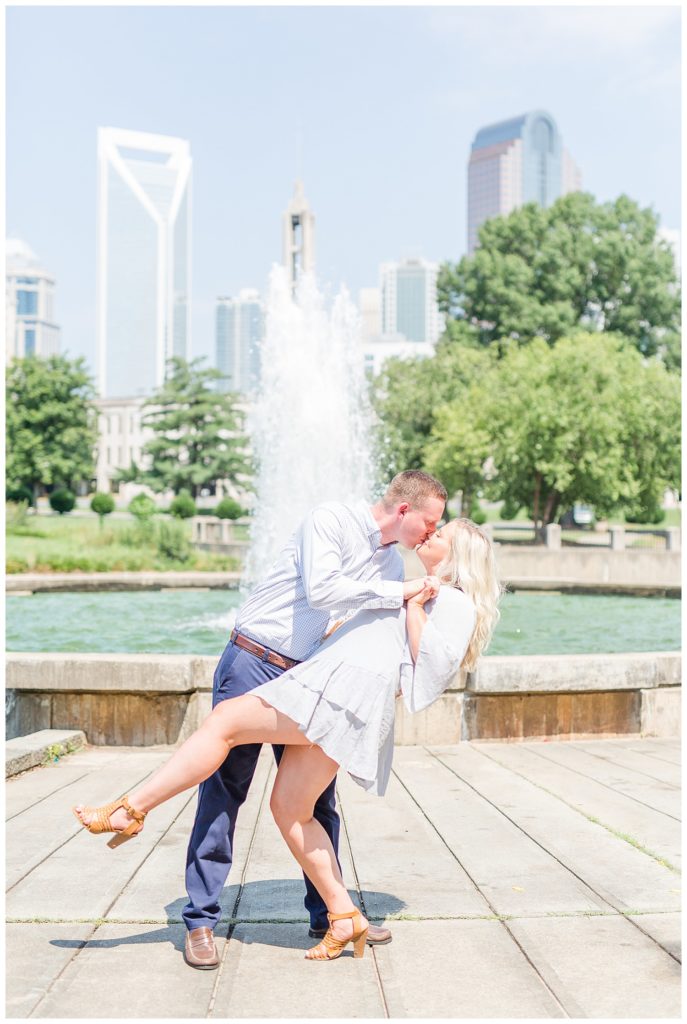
[243,264,376,586]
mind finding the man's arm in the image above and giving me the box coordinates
[299,505,407,612]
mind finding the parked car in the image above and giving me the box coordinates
[560,504,594,529]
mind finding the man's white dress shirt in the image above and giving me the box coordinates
[236,500,405,662]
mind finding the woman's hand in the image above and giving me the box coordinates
[402,575,441,603]
[406,575,441,606]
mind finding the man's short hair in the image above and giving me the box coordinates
[382,470,447,511]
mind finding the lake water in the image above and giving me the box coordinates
[5,589,681,656]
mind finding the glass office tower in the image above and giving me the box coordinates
[467,110,581,254]
[97,127,191,397]
[216,290,264,394]
[380,258,443,345]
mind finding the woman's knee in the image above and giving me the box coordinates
[270,787,313,831]
[203,701,237,746]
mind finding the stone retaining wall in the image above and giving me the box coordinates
[6,650,681,745]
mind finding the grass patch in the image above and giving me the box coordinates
[6,514,240,574]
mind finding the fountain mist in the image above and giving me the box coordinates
[243,266,376,586]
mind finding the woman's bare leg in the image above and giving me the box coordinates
[270,745,366,943]
[74,694,309,830]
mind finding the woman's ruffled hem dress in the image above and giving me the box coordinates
[252,587,476,796]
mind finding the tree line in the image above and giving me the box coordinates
[372,192,680,528]
[6,356,251,506]
[6,192,681,528]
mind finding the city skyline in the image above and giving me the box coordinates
[6,5,681,377]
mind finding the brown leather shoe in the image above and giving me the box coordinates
[184,927,219,969]
[366,922,392,945]
[309,921,392,945]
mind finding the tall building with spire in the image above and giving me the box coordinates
[467,110,581,254]
[96,127,192,397]
[282,180,315,292]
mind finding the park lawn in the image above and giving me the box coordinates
[6,515,240,574]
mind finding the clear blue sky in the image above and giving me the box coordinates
[6,3,681,374]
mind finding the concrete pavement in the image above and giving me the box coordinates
[5,737,681,1019]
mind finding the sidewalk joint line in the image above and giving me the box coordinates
[6,763,167,894]
[520,743,681,822]
[19,764,194,1018]
[391,763,571,1018]
[557,743,681,790]
[337,783,391,1019]
[470,745,679,872]
[6,768,101,822]
[431,745,681,965]
[206,756,275,1018]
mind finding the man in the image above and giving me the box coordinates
[182,470,447,968]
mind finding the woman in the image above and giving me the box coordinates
[74,518,501,961]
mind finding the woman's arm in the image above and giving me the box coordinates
[405,578,440,662]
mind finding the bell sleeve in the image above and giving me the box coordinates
[399,590,476,713]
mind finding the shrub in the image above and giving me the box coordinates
[215,497,244,520]
[625,503,666,526]
[128,493,157,520]
[156,520,191,562]
[90,492,115,524]
[6,500,29,531]
[467,499,487,526]
[499,498,520,521]
[170,489,196,519]
[6,485,33,505]
[6,557,30,574]
[49,488,76,514]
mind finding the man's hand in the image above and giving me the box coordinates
[403,575,441,603]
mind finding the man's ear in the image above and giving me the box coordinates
[397,502,409,517]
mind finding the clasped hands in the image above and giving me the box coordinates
[402,575,441,607]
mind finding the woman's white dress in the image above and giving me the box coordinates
[251,586,476,796]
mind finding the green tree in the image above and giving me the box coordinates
[478,333,680,532]
[122,357,252,498]
[6,355,97,503]
[371,343,494,481]
[438,193,681,360]
[423,376,495,515]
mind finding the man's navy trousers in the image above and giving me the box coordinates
[182,635,340,933]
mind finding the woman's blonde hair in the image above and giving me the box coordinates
[437,518,503,672]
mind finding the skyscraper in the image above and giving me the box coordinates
[379,258,443,345]
[282,180,315,293]
[216,289,264,394]
[467,110,581,253]
[5,238,60,362]
[97,127,192,397]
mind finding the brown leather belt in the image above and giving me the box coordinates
[230,629,301,671]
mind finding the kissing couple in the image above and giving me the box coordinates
[74,470,501,965]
